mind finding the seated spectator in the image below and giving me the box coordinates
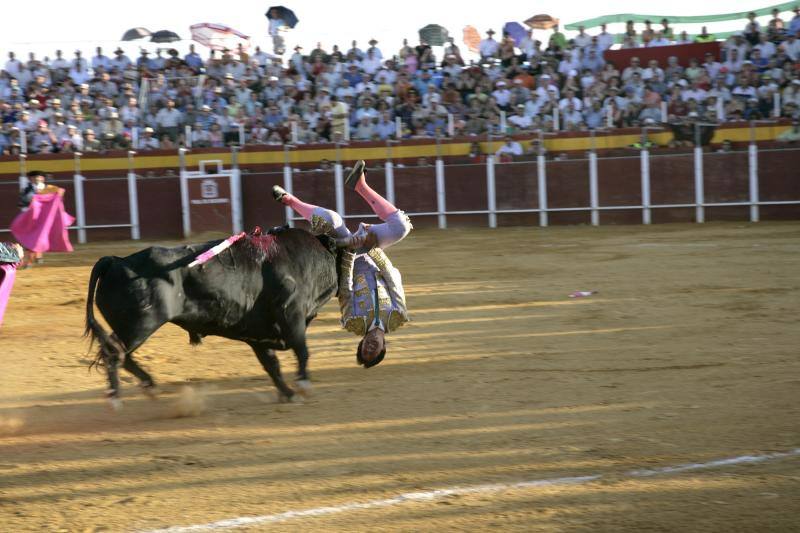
[137,127,160,150]
[83,129,101,152]
[508,104,532,131]
[495,135,522,162]
[583,99,605,129]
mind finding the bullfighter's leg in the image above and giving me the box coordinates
[344,160,413,250]
[345,159,397,220]
[272,186,352,240]
[251,344,295,402]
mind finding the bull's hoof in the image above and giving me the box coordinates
[140,384,159,399]
[294,379,312,397]
[107,397,124,412]
[277,391,304,404]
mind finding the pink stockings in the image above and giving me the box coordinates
[353,173,397,221]
[280,168,398,221]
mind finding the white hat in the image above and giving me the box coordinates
[496,80,506,86]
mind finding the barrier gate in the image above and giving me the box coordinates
[180,159,243,238]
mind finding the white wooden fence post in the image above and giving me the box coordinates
[179,148,191,238]
[282,164,294,227]
[486,154,497,228]
[127,151,140,240]
[640,147,651,225]
[589,150,599,226]
[537,154,548,227]
[73,153,87,244]
[334,162,345,218]
[749,142,759,222]
[384,160,395,205]
[694,146,705,223]
[435,158,447,229]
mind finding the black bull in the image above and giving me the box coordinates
[84,228,341,403]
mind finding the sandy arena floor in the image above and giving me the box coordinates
[0,222,798,532]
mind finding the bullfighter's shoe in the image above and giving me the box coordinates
[344,159,366,190]
[272,185,288,202]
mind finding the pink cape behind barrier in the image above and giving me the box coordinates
[10,194,75,253]
[0,264,17,328]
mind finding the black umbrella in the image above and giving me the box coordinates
[122,27,151,41]
[150,30,181,43]
[419,24,449,46]
[265,6,299,29]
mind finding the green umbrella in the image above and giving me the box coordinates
[419,24,449,46]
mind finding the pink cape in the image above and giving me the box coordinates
[10,194,75,253]
[0,264,17,328]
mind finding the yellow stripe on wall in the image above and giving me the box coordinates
[0,123,789,176]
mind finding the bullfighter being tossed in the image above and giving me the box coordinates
[273,159,411,368]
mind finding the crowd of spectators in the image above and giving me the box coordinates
[2,7,800,156]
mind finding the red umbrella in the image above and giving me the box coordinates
[524,14,560,30]
[462,25,481,53]
[190,23,250,51]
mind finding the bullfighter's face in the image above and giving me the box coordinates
[360,327,385,366]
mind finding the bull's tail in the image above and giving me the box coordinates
[84,256,125,369]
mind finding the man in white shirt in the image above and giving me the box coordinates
[562,103,583,130]
[508,104,533,130]
[754,33,776,60]
[366,39,383,61]
[5,52,22,77]
[781,33,800,62]
[573,26,592,49]
[137,127,160,150]
[495,136,523,160]
[155,99,183,141]
[110,48,131,71]
[479,29,500,59]
[360,50,382,75]
[50,50,69,71]
[69,60,91,85]
[649,31,671,47]
[120,97,139,124]
[622,57,643,81]
[71,50,87,72]
[642,59,665,82]
[682,80,708,103]
[251,46,269,68]
[519,29,536,60]
[596,23,615,51]
[92,47,111,71]
[702,52,722,79]
[559,89,583,111]
[375,112,395,140]
[491,80,511,109]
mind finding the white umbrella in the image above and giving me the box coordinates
[190,23,250,51]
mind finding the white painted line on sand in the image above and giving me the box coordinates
[141,448,800,533]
